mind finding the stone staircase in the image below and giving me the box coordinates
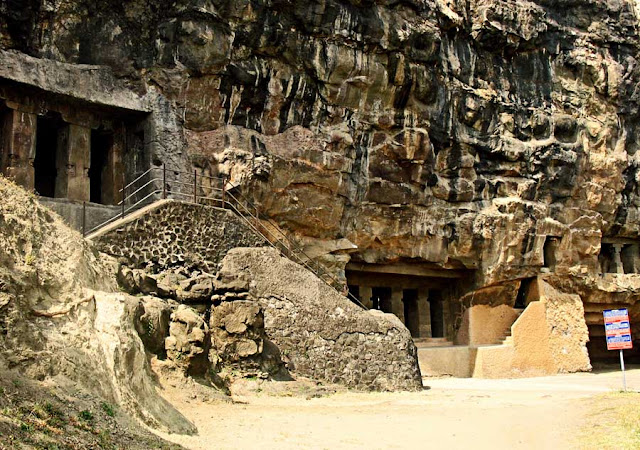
[85,165,367,309]
[495,308,525,346]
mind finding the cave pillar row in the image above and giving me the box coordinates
[55,123,90,202]
[1,108,36,189]
[391,287,405,323]
[417,288,431,338]
[611,244,624,274]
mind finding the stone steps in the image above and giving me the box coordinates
[414,337,454,348]
[495,308,525,346]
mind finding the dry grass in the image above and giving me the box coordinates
[0,370,183,450]
[578,391,640,450]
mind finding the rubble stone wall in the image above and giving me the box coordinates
[458,304,519,346]
[93,200,266,273]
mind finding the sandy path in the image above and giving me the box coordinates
[154,368,640,450]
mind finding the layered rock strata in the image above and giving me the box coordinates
[3,0,640,360]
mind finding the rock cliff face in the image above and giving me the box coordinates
[3,0,640,357]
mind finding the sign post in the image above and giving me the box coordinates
[603,309,633,391]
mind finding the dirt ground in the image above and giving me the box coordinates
[155,366,640,450]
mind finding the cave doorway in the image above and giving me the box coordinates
[515,278,535,309]
[89,128,113,204]
[347,285,360,305]
[372,287,392,312]
[430,290,444,338]
[403,289,420,337]
[543,236,559,270]
[34,114,63,198]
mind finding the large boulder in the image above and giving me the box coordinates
[209,299,289,383]
[165,304,210,376]
[216,247,422,391]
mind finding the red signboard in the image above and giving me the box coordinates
[603,309,633,351]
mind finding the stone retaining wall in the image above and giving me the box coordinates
[93,200,266,272]
[40,198,121,233]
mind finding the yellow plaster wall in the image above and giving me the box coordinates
[467,304,520,346]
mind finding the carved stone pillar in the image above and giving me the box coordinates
[100,124,125,205]
[417,288,431,338]
[360,285,373,309]
[612,244,624,274]
[1,109,36,189]
[391,287,405,324]
[56,123,90,201]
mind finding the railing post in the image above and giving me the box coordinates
[193,169,197,204]
[82,201,86,237]
[121,173,126,219]
[162,164,167,199]
[221,175,226,209]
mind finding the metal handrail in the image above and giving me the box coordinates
[85,189,163,235]
[223,189,362,305]
[119,177,162,205]
[122,189,163,215]
[84,163,366,309]
[118,167,154,193]
[85,210,123,235]
[227,188,314,261]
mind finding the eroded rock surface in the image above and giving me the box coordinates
[0,177,195,434]
[217,247,422,391]
[4,0,640,364]
[6,1,640,277]
[209,300,289,383]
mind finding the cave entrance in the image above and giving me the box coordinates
[599,239,640,275]
[403,289,420,337]
[345,262,471,340]
[515,277,535,309]
[429,290,444,338]
[89,128,114,204]
[34,114,63,198]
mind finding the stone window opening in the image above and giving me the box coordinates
[599,243,613,274]
[89,128,114,204]
[542,236,559,270]
[621,244,639,274]
[34,113,63,198]
[598,241,640,275]
[429,290,444,338]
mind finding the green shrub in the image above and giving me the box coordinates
[79,410,94,421]
[101,402,115,417]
